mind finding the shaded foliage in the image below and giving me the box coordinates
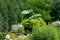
[50,0,60,21]
[0,0,26,32]
[32,25,60,40]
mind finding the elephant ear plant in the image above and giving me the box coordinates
[21,9,33,23]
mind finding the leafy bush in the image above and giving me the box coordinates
[22,18,46,34]
[0,32,6,40]
[32,25,60,40]
[25,0,52,21]
[59,28,60,39]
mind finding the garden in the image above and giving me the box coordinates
[0,0,60,40]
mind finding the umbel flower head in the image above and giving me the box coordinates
[5,34,13,40]
[52,20,60,27]
[5,34,10,39]
[11,24,24,32]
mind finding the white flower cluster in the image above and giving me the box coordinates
[52,21,60,27]
[5,34,12,40]
[11,24,24,32]
[17,34,31,40]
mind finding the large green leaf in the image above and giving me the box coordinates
[21,9,33,14]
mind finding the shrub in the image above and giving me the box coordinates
[50,0,60,21]
[22,18,46,34]
[25,0,52,21]
[32,25,60,40]
[0,32,6,40]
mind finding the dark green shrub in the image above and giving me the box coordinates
[32,25,60,40]
[0,0,26,32]
[22,18,46,34]
[50,0,60,21]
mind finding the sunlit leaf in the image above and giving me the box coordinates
[21,9,33,14]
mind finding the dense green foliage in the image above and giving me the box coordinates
[0,32,6,40]
[0,0,25,32]
[50,0,60,21]
[0,0,60,40]
[32,25,60,40]
[22,18,46,34]
[0,0,60,32]
[25,0,52,21]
